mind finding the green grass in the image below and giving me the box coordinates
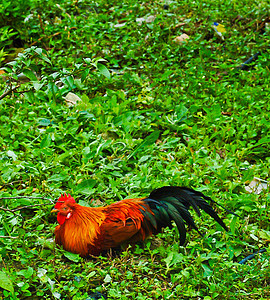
[0,0,269,299]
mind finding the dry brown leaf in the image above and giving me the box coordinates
[221,111,232,116]
[173,34,189,44]
[174,23,186,28]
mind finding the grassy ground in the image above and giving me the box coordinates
[0,0,269,299]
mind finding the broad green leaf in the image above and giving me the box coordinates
[97,63,110,79]
[202,264,213,278]
[88,271,96,278]
[2,66,12,73]
[37,268,47,283]
[34,48,43,55]
[17,267,34,279]
[81,68,90,82]
[6,60,17,67]
[0,271,14,294]
[230,215,237,235]
[50,72,60,79]
[34,48,51,64]
[250,233,259,241]
[10,217,18,226]
[63,251,80,262]
[75,179,96,194]
[78,111,95,120]
[92,57,107,65]
[33,81,44,91]
[175,103,188,122]
[84,58,92,64]
[48,173,69,182]
[52,291,61,299]
[36,237,54,250]
[38,119,51,126]
[78,200,92,207]
[234,248,242,257]
[246,137,270,155]
[258,230,270,241]
[63,75,75,89]
[40,134,51,148]
[47,82,60,96]
[40,55,52,64]
[6,150,17,161]
[22,69,37,81]
[164,252,183,269]
[36,224,45,231]
[127,130,160,159]
[104,274,112,283]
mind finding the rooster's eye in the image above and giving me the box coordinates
[62,207,68,210]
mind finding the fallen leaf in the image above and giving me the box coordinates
[114,23,126,28]
[64,92,82,107]
[145,15,156,23]
[173,34,189,44]
[136,15,156,26]
[221,111,232,116]
[245,177,268,194]
[174,23,186,28]
[136,17,145,26]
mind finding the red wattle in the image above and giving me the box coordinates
[57,213,66,225]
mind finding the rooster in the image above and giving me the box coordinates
[51,186,230,257]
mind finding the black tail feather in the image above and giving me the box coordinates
[166,202,187,245]
[145,186,234,245]
[182,187,240,217]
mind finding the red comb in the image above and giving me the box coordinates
[55,194,76,209]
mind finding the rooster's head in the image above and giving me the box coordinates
[51,194,76,225]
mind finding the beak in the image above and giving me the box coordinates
[51,209,59,213]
